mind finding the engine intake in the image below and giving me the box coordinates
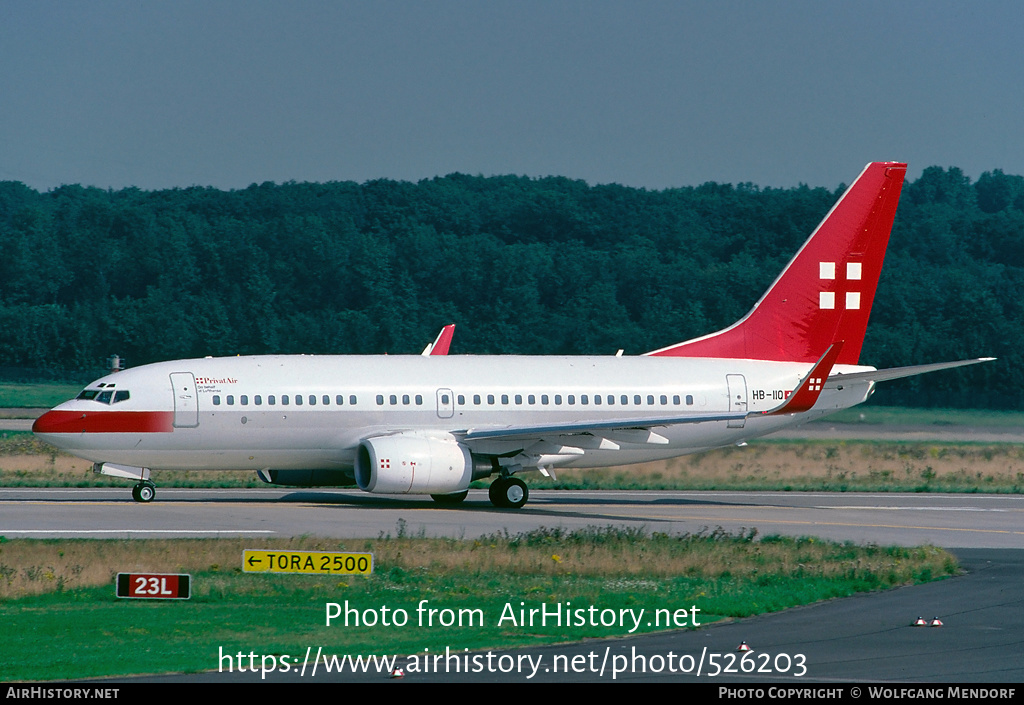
[356,435,492,495]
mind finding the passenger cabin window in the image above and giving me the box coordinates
[415,394,423,405]
[336,395,344,405]
[323,395,330,405]
[213,395,221,405]
[240,395,248,405]
[309,395,316,405]
[227,395,235,405]
[349,395,357,405]
[295,395,302,405]
[376,395,385,405]
[268,395,276,405]
[255,395,262,405]
[282,395,290,405]
[686,395,694,405]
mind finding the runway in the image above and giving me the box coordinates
[3,487,1024,548]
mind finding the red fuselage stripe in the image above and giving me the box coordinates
[32,410,175,434]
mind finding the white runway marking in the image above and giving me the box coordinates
[0,529,275,534]
[817,506,1015,512]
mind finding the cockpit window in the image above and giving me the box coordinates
[77,388,130,404]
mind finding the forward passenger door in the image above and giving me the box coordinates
[170,372,199,428]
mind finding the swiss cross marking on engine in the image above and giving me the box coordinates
[380,458,390,469]
[818,261,862,310]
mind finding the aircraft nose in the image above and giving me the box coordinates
[32,409,79,434]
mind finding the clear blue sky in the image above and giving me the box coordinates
[1,0,1020,191]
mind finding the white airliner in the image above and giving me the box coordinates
[33,162,992,508]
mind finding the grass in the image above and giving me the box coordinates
[0,383,80,410]
[0,528,958,681]
[542,440,1024,493]
[818,406,1024,428]
[4,431,1023,493]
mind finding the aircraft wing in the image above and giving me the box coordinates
[460,344,845,456]
[828,357,995,384]
[462,343,844,448]
[460,411,747,446]
[458,411,747,469]
[459,349,993,461]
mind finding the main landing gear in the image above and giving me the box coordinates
[131,481,156,503]
[488,476,528,509]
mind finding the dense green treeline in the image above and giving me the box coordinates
[0,167,1020,407]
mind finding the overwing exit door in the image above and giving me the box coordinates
[436,388,455,418]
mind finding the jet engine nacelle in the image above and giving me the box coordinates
[355,435,492,495]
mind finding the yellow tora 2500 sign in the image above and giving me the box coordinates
[243,550,373,575]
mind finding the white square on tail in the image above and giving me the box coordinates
[846,292,861,310]
[820,262,836,279]
[820,291,835,309]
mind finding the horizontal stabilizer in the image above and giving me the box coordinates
[829,357,996,384]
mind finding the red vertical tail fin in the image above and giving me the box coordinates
[647,162,907,364]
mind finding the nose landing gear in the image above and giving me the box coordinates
[93,463,157,503]
[131,481,156,503]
